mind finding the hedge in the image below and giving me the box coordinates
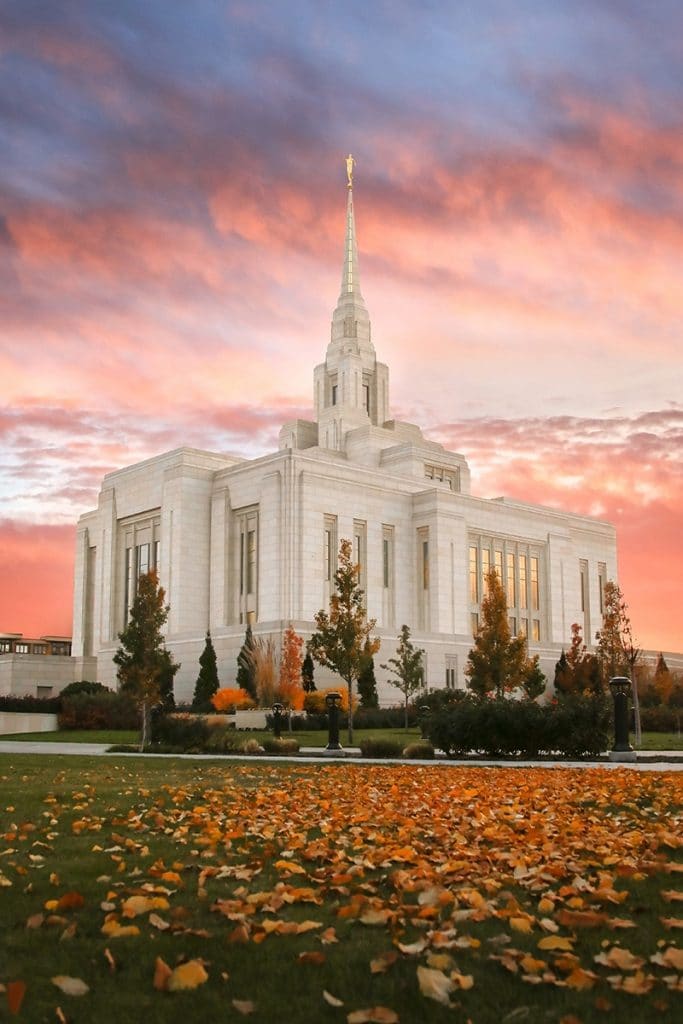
[358,737,404,758]
[58,692,139,730]
[425,693,611,759]
[0,694,62,714]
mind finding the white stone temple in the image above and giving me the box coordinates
[71,166,618,703]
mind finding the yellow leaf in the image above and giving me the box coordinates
[510,916,533,934]
[451,972,474,990]
[101,921,140,938]
[153,956,172,991]
[51,976,89,997]
[538,936,574,951]
[565,968,598,990]
[360,909,393,926]
[167,960,209,991]
[296,920,323,934]
[417,965,454,1006]
[594,947,645,970]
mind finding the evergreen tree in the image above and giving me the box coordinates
[466,569,539,699]
[522,656,547,700]
[555,623,601,695]
[236,624,257,700]
[192,630,219,712]
[308,538,380,744]
[654,653,674,705]
[357,644,379,709]
[301,652,316,693]
[381,624,424,727]
[596,580,641,742]
[114,571,179,750]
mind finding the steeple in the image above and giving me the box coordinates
[312,156,391,449]
[336,184,367,314]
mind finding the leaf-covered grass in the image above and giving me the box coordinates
[0,755,682,1022]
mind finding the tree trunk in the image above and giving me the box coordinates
[139,703,150,752]
[404,696,408,731]
[347,679,354,746]
[630,663,642,747]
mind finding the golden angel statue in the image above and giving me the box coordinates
[345,153,355,188]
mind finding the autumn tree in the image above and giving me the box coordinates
[596,580,642,744]
[554,623,601,695]
[466,568,543,699]
[279,625,304,710]
[381,624,425,728]
[301,652,316,693]
[114,571,179,751]
[236,624,257,701]
[192,630,219,712]
[308,538,380,744]
[357,643,379,709]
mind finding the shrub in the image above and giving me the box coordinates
[60,681,110,698]
[639,705,682,732]
[303,687,357,715]
[151,713,210,750]
[204,728,244,754]
[0,694,62,714]
[211,688,255,712]
[261,737,300,754]
[243,738,264,754]
[359,737,403,758]
[403,741,435,759]
[58,692,138,730]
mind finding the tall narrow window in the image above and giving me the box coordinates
[506,552,516,607]
[481,548,491,593]
[422,539,429,591]
[531,620,541,642]
[580,559,588,613]
[236,508,259,625]
[331,384,338,406]
[469,545,478,603]
[247,530,256,595]
[324,515,338,596]
[239,533,245,595]
[363,383,370,413]
[353,520,367,591]
[137,542,150,578]
[530,556,539,611]
[598,562,606,614]
[470,612,479,635]
[519,554,528,609]
[494,550,503,579]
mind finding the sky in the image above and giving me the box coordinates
[0,0,681,654]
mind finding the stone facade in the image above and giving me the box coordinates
[70,182,622,705]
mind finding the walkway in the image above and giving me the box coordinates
[0,740,682,770]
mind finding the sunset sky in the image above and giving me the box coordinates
[1,1,681,654]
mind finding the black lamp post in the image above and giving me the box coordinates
[325,691,343,751]
[609,676,636,762]
[272,702,284,739]
[419,705,431,740]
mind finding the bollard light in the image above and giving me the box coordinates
[609,676,636,762]
[272,702,284,740]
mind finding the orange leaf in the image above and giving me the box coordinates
[347,1009,399,1024]
[153,956,172,991]
[167,960,209,991]
[7,981,26,1016]
[538,936,574,951]
[556,909,607,928]
[594,947,645,971]
[56,892,85,912]
[298,952,326,965]
[565,967,598,990]
[370,951,399,974]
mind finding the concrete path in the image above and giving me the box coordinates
[0,739,682,769]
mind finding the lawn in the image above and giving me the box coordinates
[1,756,682,1022]
[3,727,682,751]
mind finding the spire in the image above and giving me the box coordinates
[336,155,366,312]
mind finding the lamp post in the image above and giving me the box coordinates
[325,691,343,752]
[272,702,284,740]
[609,676,637,762]
[419,705,431,740]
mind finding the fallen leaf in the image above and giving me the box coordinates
[370,951,399,974]
[7,980,26,1015]
[51,976,89,997]
[26,912,44,929]
[660,917,683,929]
[101,921,140,938]
[323,990,344,1007]
[397,938,427,955]
[347,1009,399,1024]
[232,999,256,1015]
[556,909,607,928]
[594,947,645,970]
[56,892,84,912]
[149,912,170,931]
[538,936,574,951]
[651,946,683,970]
[510,916,533,934]
[451,971,474,990]
[662,890,683,902]
[103,948,116,973]
[167,961,209,991]
[298,951,326,965]
[417,965,454,1006]
[565,967,598,990]
[153,956,173,991]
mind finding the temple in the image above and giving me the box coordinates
[70,163,618,701]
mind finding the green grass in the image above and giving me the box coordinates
[1,730,139,744]
[638,731,683,751]
[0,755,681,1023]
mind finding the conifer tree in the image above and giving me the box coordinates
[301,652,316,693]
[308,538,380,744]
[596,580,641,743]
[654,652,673,706]
[192,630,219,712]
[114,571,179,750]
[236,624,257,701]
[358,643,379,709]
[381,624,424,727]
[554,623,601,695]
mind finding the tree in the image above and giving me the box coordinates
[466,569,539,699]
[381,624,424,728]
[301,652,316,693]
[249,637,278,707]
[596,580,642,744]
[522,656,547,700]
[279,625,305,710]
[114,571,179,751]
[654,653,674,706]
[236,625,257,701]
[554,623,601,695]
[357,643,379,709]
[308,538,380,744]
[192,630,219,711]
